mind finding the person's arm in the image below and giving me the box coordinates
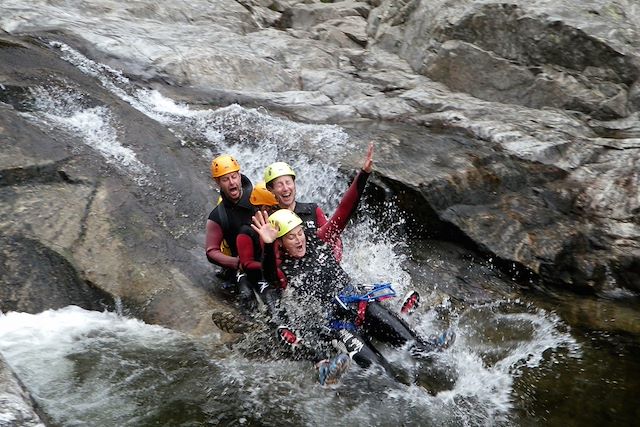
[237,232,262,272]
[318,143,373,244]
[317,170,370,243]
[315,206,328,228]
[251,211,288,288]
[205,219,240,269]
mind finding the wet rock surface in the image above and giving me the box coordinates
[0,0,638,332]
[0,34,229,335]
[0,354,44,427]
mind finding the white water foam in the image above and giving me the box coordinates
[0,307,201,425]
[22,40,587,424]
[0,306,177,372]
[430,300,581,422]
[50,41,350,204]
[340,211,412,298]
[25,85,151,182]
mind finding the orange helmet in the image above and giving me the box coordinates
[211,154,240,178]
[250,181,278,207]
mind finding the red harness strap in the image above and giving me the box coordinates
[355,301,368,326]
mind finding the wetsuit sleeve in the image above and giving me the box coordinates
[205,219,239,269]
[317,170,370,244]
[262,242,288,288]
[315,206,328,228]
[237,232,262,272]
[317,204,343,262]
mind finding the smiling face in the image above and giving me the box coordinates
[281,225,306,258]
[270,175,296,209]
[216,171,242,202]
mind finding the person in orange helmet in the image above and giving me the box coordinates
[205,154,256,310]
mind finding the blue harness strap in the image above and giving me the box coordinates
[336,283,396,307]
[331,283,397,328]
[328,320,357,331]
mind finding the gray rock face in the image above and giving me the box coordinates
[371,0,640,118]
[0,355,44,427]
[0,0,638,301]
[0,35,230,335]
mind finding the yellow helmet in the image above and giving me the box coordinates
[250,181,278,207]
[211,154,240,178]
[269,209,303,238]
[264,162,296,186]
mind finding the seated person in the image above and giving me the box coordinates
[251,207,454,385]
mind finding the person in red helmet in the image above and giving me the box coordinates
[205,154,257,310]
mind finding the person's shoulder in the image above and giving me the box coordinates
[237,224,255,236]
[208,205,222,222]
[294,201,318,213]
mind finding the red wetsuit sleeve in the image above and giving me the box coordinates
[237,233,262,272]
[205,219,239,269]
[316,204,343,261]
[318,170,370,246]
[315,206,328,227]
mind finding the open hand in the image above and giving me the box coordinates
[362,142,374,173]
[251,210,278,244]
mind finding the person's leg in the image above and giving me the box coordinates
[363,302,455,353]
[362,302,421,346]
[236,272,258,311]
[331,327,410,384]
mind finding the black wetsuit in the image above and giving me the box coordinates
[263,234,436,376]
[206,174,255,263]
[205,174,257,309]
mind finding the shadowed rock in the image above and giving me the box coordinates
[0,34,230,335]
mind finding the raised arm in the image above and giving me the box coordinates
[251,211,285,286]
[318,143,373,244]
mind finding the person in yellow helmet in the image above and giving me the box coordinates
[205,154,257,310]
[251,207,455,386]
[262,145,422,316]
[263,143,375,262]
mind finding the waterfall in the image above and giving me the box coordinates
[0,42,584,426]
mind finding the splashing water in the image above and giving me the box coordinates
[3,40,587,426]
[50,41,351,208]
[0,304,579,426]
[431,300,581,423]
[24,84,151,182]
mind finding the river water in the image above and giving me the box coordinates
[1,39,639,427]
